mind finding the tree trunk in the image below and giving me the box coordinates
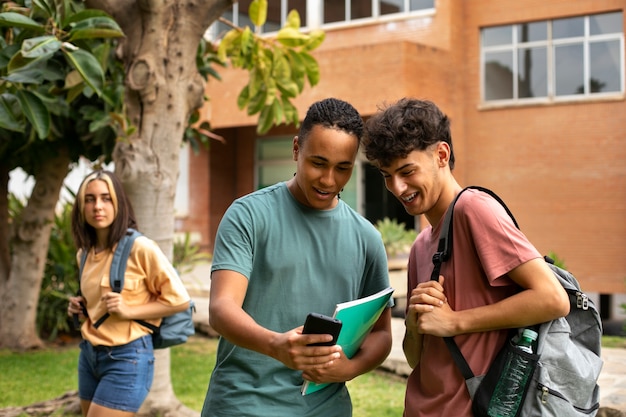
[0,150,70,350]
[82,1,233,415]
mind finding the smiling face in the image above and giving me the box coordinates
[288,124,359,210]
[378,142,450,220]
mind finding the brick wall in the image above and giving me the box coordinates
[178,0,626,294]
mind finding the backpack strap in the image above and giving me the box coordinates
[431,186,520,381]
[93,228,142,329]
[72,249,90,330]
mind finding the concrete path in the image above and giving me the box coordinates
[181,263,626,413]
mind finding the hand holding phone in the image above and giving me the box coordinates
[302,313,342,346]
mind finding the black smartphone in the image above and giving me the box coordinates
[302,313,342,346]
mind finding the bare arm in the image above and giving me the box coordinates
[413,258,570,337]
[208,269,342,371]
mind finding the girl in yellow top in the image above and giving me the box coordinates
[67,170,190,417]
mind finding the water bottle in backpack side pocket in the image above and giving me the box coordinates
[487,329,538,417]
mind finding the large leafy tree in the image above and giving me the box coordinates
[0,0,125,350]
[2,0,323,414]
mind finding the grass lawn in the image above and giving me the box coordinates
[0,335,405,416]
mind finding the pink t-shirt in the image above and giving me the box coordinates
[404,189,541,417]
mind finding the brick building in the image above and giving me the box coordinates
[176,0,626,315]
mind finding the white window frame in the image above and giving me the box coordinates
[206,0,435,39]
[480,12,624,106]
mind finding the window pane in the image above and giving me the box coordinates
[484,51,514,100]
[518,47,547,98]
[259,139,293,159]
[483,26,513,47]
[517,21,547,42]
[553,16,584,39]
[324,0,345,23]
[353,0,373,19]
[589,40,621,93]
[264,1,282,32]
[410,0,435,10]
[380,0,402,15]
[590,12,623,35]
[258,164,295,189]
[555,44,584,95]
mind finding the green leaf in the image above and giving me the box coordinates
[304,29,326,52]
[16,90,50,139]
[276,78,299,98]
[217,30,240,62]
[8,50,51,73]
[272,50,291,81]
[271,98,283,125]
[67,17,124,41]
[3,67,44,83]
[248,0,267,28]
[62,9,111,27]
[257,103,274,134]
[0,44,20,70]
[247,88,266,116]
[0,93,24,132]
[63,47,104,97]
[248,68,263,101]
[276,27,308,47]
[32,0,54,19]
[236,85,250,110]
[300,51,320,86]
[0,12,46,33]
[22,36,62,58]
[285,10,301,29]
[265,78,277,105]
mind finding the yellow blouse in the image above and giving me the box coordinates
[78,236,190,346]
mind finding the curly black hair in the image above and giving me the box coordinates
[363,98,455,169]
[297,98,363,145]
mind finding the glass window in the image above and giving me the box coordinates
[481,12,623,103]
[518,47,547,98]
[410,0,435,10]
[257,138,296,189]
[553,16,585,39]
[324,0,346,23]
[517,21,547,42]
[555,44,584,95]
[353,0,373,19]
[589,40,621,93]
[484,51,514,100]
[590,11,623,35]
[380,0,402,16]
[483,26,512,47]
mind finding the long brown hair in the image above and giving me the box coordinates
[71,170,138,250]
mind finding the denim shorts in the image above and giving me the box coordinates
[78,335,155,412]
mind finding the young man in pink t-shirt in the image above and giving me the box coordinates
[362,98,570,417]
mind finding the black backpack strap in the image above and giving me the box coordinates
[73,249,90,330]
[431,186,519,381]
[93,228,142,329]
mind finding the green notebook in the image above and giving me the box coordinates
[301,286,395,395]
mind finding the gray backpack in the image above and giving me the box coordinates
[431,186,603,416]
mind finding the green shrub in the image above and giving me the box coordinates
[173,232,212,274]
[38,199,79,340]
[374,217,417,258]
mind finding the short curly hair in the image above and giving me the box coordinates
[363,98,455,169]
[297,98,363,145]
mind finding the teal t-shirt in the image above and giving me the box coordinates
[202,182,390,417]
